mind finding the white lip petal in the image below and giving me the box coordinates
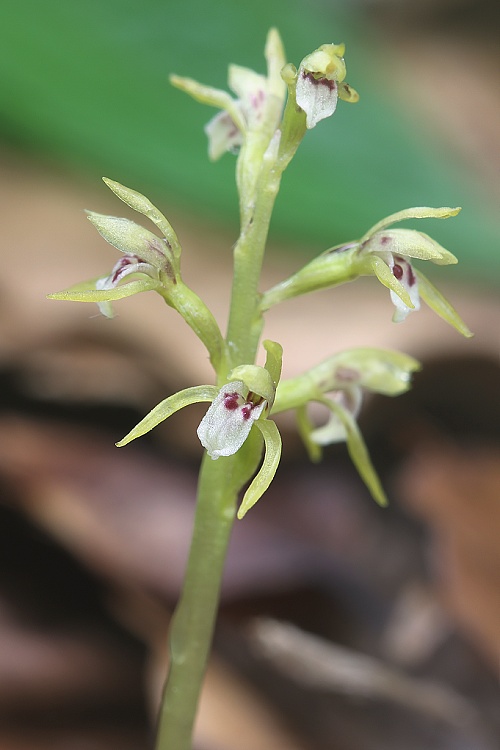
[197,382,266,460]
[295,69,339,128]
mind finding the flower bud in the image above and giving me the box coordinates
[86,213,175,277]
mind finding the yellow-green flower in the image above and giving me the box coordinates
[261,206,472,338]
[295,43,359,128]
[170,29,286,161]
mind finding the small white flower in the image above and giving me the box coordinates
[357,208,461,325]
[295,43,358,129]
[203,68,270,160]
[171,29,286,161]
[197,381,267,460]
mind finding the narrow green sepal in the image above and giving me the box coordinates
[237,419,282,519]
[364,255,413,308]
[319,397,387,507]
[365,228,458,266]
[363,206,461,240]
[102,178,182,262]
[117,385,218,446]
[169,74,246,133]
[264,27,287,100]
[48,277,158,303]
[86,212,174,271]
[414,269,473,338]
[263,340,283,388]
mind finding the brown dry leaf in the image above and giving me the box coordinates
[399,442,500,664]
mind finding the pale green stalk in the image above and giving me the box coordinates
[260,245,359,311]
[155,454,240,748]
[156,139,281,750]
[226,152,283,368]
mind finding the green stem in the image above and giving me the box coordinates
[260,245,359,311]
[163,280,226,373]
[156,80,287,750]
[225,156,282,368]
[155,453,243,749]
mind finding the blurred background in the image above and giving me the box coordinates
[0,1,499,748]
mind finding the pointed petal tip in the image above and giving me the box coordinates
[102,176,119,192]
[237,419,282,519]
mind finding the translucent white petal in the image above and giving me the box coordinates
[204,110,243,160]
[310,388,362,446]
[389,256,420,322]
[197,382,266,460]
[295,69,338,128]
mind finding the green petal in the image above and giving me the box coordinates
[263,339,283,390]
[274,348,420,417]
[116,385,218,446]
[264,27,287,101]
[367,229,458,265]
[86,212,172,269]
[332,349,420,395]
[310,348,420,396]
[319,397,387,507]
[362,206,461,241]
[228,364,275,406]
[102,178,182,262]
[48,277,158,303]
[338,81,359,103]
[237,419,282,519]
[365,255,413,308]
[169,74,246,133]
[228,64,267,101]
[415,269,473,338]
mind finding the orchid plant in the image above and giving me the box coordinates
[49,29,471,750]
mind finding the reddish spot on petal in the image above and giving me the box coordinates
[380,235,390,245]
[241,405,252,421]
[407,264,416,287]
[111,255,144,284]
[223,393,240,411]
[393,263,403,280]
[303,72,337,91]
